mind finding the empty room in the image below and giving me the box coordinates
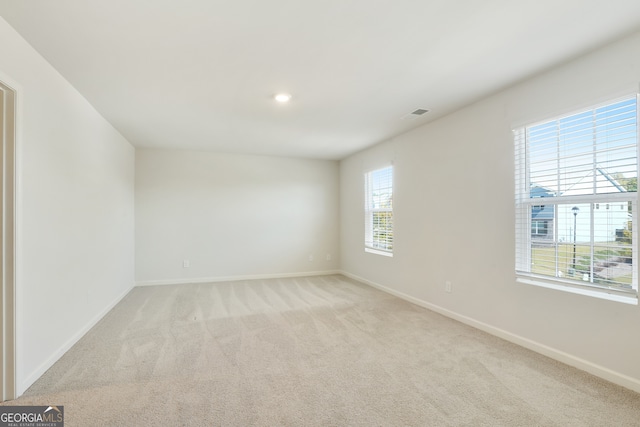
[2,1,640,425]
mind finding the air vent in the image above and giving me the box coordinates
[401,108,430,121]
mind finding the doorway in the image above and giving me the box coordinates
[0,81,16,401]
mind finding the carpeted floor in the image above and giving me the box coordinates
[4,275,640,426]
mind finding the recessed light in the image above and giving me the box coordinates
[274,93,292,103]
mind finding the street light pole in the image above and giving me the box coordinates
[572,206,579,272]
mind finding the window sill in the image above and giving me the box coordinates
[516,275,638,305]
[365,247,393,257]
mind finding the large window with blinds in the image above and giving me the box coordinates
[365,166,393,256]
[514,96,638,302]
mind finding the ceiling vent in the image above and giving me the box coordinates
[401,108,430,121]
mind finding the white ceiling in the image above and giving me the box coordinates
[2,1,640,160]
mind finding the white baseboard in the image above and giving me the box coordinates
[136,270,342,287]
[18,282,135,395]
[340,270,640,394]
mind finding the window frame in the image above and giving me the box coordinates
[514,95,639,304]
[531,220,549,236]
[364,165,394,257]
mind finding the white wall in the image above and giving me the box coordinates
[0,17,135,394]
[136,149,339,284]
[340,31,640,391]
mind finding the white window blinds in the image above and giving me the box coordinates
[515,96,638,296]
[365,166,393,255]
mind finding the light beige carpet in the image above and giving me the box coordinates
[4,275,640,426]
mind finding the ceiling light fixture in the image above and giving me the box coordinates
[274,93,292,103]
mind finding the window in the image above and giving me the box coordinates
[515,96,638,302]
[365,166,393,256]
[531,220,549,236]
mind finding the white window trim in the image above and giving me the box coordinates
[516,276,637,305]
[364,247,393,257]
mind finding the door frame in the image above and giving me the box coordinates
[0,80,16,401]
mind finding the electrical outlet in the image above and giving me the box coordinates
[308,255,314,262]
[183,260,190,268]
[326,254,331,261]
[445,281,452,293]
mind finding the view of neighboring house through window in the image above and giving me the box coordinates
[365,166,393,256]
[515,96,638,299]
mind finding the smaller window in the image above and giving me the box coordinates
[364,166,393,256]
[531,220,549,236]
